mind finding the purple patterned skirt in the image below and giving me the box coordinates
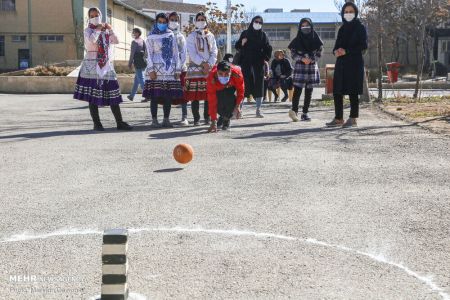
[73,75,123,106]
[143,80,183,101]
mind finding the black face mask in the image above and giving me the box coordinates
[301,26,312,34]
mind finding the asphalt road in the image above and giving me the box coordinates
[0,94,449,300]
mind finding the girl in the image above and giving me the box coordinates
[127,28,147,102]
[235,16,272,118]
[288,18,323,122]
[326,2,368,128]
[73,7,132,131]
[168,12,189,126]
[143,13,183,128]
[269,50,293,103]
[185,12,218,126]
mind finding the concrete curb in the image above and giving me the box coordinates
[0,76,135,94]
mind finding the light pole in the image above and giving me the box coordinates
[100,0,107,23]
[226,0,232,54]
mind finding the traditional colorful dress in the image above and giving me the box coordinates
[185,30,218,101]
[73,25,122,106]
[171,26,187,105]
[143,25,183,100]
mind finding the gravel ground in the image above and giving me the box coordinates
[0,93,449,300]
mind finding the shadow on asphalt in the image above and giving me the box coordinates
[154,168,184,173]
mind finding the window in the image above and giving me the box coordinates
[189,15,196,24]
[316,26,336,40]
[107,8,112,24]
[39,35,64,42]
[265,28,291,41]
[127,17,134,32]
[11,35,26,42]
[0,0,15,11]
[0,36,4,56]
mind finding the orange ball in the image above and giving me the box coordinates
[173,144,194,164]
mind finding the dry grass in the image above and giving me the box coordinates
[23,65,76,76]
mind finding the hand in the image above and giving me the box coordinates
[202,62,210,75]
[208,121,217,133]
[242,38,248,46]
[149,71,157,80]
[96,24,103,30]
[301,58,311,65]
[104,23,112,30]
[233,107,241,119]
[174,73,180,80]
[335,48,346,57]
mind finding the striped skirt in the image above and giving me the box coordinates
[143,80,183,100]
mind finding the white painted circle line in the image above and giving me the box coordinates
[1,226,448,300]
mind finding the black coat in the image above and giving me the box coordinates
[271,58,292,78]
[235,27,273,98]
[333,20,368,95]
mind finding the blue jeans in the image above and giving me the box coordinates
[130,68,145,99]
[181,102,188,119]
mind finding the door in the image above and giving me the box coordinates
[18,49,30,69]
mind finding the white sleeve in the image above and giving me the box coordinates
[179,35,187,70]
[84,28,101,44]
[187,33,204,65]
[173,34,181,73]
[108,30,119,44]
[208,34,218,66]
[145,37,154,72]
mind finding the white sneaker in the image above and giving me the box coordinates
[289,110,299,122]
[179,119,189,126]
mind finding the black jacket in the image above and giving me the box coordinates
[333,20,368,95]
[271,58,293,79]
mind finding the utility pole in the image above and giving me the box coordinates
[226,0,232,54]
[100,0,107,23]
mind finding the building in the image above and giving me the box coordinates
[122,0,204,30]
[0,0,154,72]
[243,9,342,68]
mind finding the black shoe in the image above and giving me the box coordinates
[274,97,279,102]
[222,119,230,131]
[301,113,311,121]
[204,117,211,125]
[117,121,133,131]
[193,120,200,126]
[93,123,105,131]
[281,96,288,102]
[127,95,134,101]
[217,116,224,127]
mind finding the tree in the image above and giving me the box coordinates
[183,2,248,59]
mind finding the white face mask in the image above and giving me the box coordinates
[228,57,233,63]
[196,21,207,29]
[253,22,262,30]
[89,16,101,26]
[169,21,179,30]
[344,13,355,22]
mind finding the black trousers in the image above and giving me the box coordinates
[334,94,359,119]
[292,87,313,114]
[151,98,171,118]
[191,100,209,122]
[217,87,236,120]
[263,79,269,100]
[89,103,123,124]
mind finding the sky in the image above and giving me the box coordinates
[184,0,339,13]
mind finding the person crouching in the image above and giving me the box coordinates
[207,61,244,132]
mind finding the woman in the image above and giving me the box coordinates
[269,50,293,103]
[326,2,367,128]
[235,16,272,118]
[127,28,147,102]
[288,18,323,122]
[185,12,218,126]
[168,12,189,126]
[143,13,182,128]
[263,60,270,102]
[73,7,132,131]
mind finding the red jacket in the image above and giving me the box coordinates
[207,65,245,121]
